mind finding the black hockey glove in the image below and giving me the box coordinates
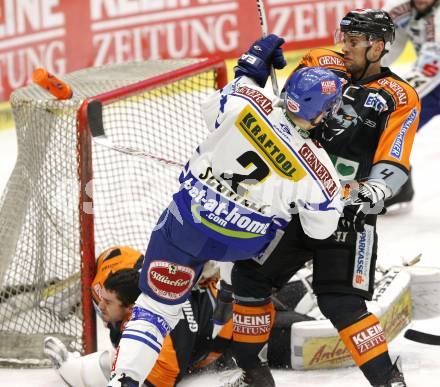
[338,179,390,232]
[212,280,233,338]
[338,204,366,233]
[234,34,286,87]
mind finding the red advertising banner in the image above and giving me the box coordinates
[0,0,385,103]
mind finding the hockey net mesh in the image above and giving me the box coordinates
[0,59,223,366]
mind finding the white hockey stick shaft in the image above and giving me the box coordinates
[256,0,279,96]
[87,100,184,168]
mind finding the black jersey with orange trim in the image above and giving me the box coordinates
[296,48,420,181]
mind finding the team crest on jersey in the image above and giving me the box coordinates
[147,261,195,301]
[321,80,337,94]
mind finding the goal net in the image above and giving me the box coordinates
[0,58,227,366]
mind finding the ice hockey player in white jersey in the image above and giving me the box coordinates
[108,35,344,387]
[384,0,440,110]
[382,0,440,209]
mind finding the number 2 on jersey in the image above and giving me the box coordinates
[220,151,270,195]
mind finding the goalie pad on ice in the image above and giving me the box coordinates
[290,268,412,370]
[403,43,440,99]
[44,336,112,387]
[402,265,440,319]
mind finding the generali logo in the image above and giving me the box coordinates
[318,55,344,67]
[147,260,195,301]
[236,85,273,115]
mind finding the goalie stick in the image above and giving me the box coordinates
[404,329,440,346]
[86,100,184,168]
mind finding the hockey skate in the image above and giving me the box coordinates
[374,360,406,387]
[384,170,414,214]
[220,364,275,387]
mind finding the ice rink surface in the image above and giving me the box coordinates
[0,92,439,386]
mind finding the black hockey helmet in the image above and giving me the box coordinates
[339,9,395,45]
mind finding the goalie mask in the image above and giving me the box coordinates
[91,246,143,314]
[284,66,342,122]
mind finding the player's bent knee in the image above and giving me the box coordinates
[317,293,367,329]
[135,293,184,330]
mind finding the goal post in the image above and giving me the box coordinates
[0,57,227,366]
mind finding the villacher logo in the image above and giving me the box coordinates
[147,260,195,301]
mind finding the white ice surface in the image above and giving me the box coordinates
[0,107,439,386]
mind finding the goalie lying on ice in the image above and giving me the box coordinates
[44,246,417,386]
[44,246,318,386]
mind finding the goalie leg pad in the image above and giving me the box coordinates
[232,300,275,370]
[55,350,113,387]
[111,293,183,384]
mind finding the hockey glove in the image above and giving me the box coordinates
[43,336,70,369]
[108,372,139,387]
[341,180,389,215]
[212,280,233,338]
[234,34,286,87]
[338,204,366,233]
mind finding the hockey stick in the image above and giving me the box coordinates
[404,329,440,345]
[256,0,279,96]
[87,100,184,168]
[0,272,80,303]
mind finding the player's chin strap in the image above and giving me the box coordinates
[354,39,389,82]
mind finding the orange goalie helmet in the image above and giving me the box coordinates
[91,246,144,305]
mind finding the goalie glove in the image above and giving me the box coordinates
[234,34,286,87]
[44,336,70,369]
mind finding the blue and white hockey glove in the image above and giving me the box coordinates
[234,34,286,87]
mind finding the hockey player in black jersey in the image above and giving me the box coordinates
[43,247,314,387]
[228,9,420,387]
